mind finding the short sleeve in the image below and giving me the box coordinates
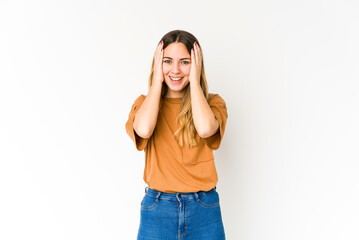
[203,94,228,150]
[125,94,151,151]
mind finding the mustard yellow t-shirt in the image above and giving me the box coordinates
[125,93,228,193]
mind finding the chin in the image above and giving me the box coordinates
[168,82,189,91]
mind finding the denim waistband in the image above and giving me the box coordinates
[145,186,217,202]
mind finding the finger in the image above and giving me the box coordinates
[195,42,201,52]
[155,41,163,57]
[196,43,202,58]
[191,48,195,65]
[159,44,163,61]
[155,42,160,56]
[159,43,164,69]
[195,42,202,64]
[193,43,198,64]
[155,42,163,61]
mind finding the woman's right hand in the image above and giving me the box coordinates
[152,41,164,85]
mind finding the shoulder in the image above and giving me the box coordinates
[128,94,147,112]
[137,94,146,100]
[133,94,146,104]
[208,93,227,106]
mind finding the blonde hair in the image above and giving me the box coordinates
[148,30,212,148]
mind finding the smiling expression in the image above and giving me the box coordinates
[162,42,191,98]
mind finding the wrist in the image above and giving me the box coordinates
[149,81,163,94]
[190,80,201,88]
[151,80,163,88]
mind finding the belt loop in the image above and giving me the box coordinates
[193,192,199,201]
[156,191,161,200]
[145,186,148,193]
[176,193,182,207]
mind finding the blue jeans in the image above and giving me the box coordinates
[137,186,226,240]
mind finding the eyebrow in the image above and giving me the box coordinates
[163,57,191,60]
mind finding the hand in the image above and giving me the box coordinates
[189,41,202,85]
[153,41,164,85]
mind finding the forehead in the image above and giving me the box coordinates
[163,42,190,58]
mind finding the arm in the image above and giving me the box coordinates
[133,82,162,139]
[189,41,219,138]
[133,40,165,139]
[190,82,219,138]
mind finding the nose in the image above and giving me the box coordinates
[171,63,181,74]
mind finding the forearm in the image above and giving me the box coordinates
[133,82,162,138]
[190,82,219,138]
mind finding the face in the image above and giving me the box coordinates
[162,42,191,98]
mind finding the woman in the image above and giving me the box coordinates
[125,30,228,240]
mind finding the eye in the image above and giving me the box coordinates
[164,60,171,64]
[182,61,190,64]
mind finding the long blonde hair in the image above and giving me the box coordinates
[148,30,212,148]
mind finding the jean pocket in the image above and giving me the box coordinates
[141,194,159,210]
[197,190,220,208]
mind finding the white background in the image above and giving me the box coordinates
[1,0,358,239]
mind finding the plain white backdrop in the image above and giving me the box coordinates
[1,0,358,239]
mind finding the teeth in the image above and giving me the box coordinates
[170,77,183,81]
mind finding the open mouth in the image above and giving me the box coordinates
[169,76,183,84]
[169,76,183,81]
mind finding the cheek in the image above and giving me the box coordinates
[162,64,170,74]
[183,65,191,75]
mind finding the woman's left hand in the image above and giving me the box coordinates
[189,42,202,85]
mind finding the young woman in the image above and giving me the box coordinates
[125,30,228,240]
